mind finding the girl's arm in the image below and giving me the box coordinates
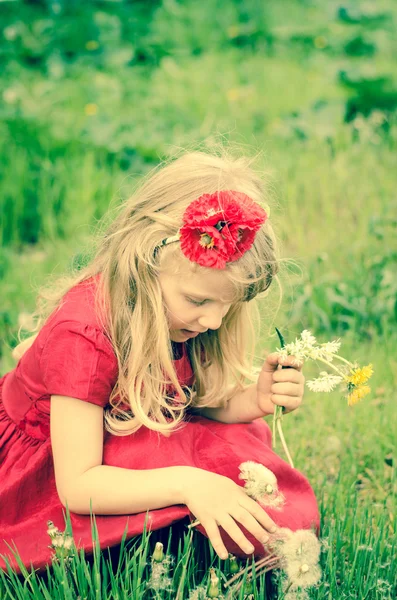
[51,395,191,514]
[12,334,38,361]
[194,384,266,424]
[194,353,305,424]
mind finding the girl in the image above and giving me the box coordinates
[0,150,319,573]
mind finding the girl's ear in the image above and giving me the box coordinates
[12,334,39,361]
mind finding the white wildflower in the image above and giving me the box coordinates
[239,462,285,510]
[301,330,317,347]
[306,372,343,392]
[319,340,341,358]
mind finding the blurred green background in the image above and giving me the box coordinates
[0,1,396,593]
[1,0,396,373]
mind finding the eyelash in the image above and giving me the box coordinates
[186,297,206,306]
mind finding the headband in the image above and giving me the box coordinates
[157,190,268,269]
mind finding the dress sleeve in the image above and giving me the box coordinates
[39,320,119,407]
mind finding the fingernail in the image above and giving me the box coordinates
[245,545,255,553]
[269,526,277,533]
[262,535,269,543]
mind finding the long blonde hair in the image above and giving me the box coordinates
[24,149,280,436]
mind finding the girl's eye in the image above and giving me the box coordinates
[186,297,206,306]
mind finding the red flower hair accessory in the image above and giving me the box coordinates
[159,191,268,269]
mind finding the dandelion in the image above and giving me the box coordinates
[239,462,285,510]
[229,554,240,574]
[207,568,221,598]
[347,385,371,406]
[86,40,99,51]
[84,103,98,116]
[46,520,59,538]
[285,561,321,589]
[277,529,321,566]
[188,584,208,599]
[152,541,164,562]
[147,544,174,593]
[346,364,374,386]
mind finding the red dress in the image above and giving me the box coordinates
[0,276,319,574]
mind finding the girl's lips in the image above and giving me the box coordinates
[181,329,200,338]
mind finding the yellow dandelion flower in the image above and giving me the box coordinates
[227,25,240,39]
[347,364,374,386]
[86,40,99,51]
[347,385,371,406]
[227,88,240,102]
[84,103,98,116]
[314,36,327,49]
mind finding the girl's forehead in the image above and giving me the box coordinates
[177,265,236,303]
[160,251,238,302]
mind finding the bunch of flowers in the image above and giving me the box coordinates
[273,328,374,468]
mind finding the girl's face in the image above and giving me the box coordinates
[158,256,236,343]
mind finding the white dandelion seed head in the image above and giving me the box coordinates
[239,462,284,508]
[188,585,208,600]
[286,561,322,589]
[62,536,74,550]
[278,529,321,565]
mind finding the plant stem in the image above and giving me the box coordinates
[277,418,294,468]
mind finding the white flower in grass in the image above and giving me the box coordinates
[278,529,321,565]
[285,561,321,590]
[307,372,343,393]
[271,528,321,590]
[239,462,285,510]
[187,585,208,599]
[148,543,174,593]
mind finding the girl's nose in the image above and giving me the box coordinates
[198,306,226,331]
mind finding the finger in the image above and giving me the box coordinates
[201,519,229,560]
[271,382,303,397]
[264,353,304,372]
[270,393,302,412]
[240,500,278,534]
[230,509,271,545]
[279,355,304,370]
[217,514,256,555]
[273,369,305,383]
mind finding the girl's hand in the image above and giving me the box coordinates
[181,468,277,560]
[256,352,305,415]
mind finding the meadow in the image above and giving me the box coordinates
[0,0,396,598]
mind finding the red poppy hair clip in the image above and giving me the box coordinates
[158,191,268,269]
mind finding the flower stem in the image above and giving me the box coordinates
[277,417,294,468]
[314,356,346,377]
